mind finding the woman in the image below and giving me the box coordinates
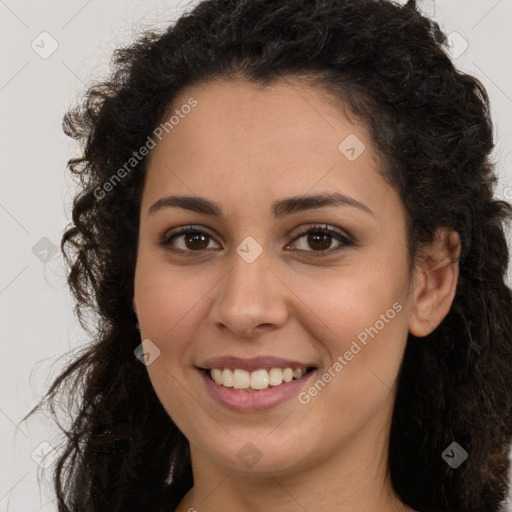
[23,0,512,511]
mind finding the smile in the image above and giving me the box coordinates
[209,367,313,391]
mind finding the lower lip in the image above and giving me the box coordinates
[199,369,317,412]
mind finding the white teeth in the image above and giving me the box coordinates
[282,368,294,382]
[233,369,250,389]
[211,368,223,385]
[250,369,269,390]
[222,368,234,387]
[209,367,309,390]
[268,368,283,386]
[293,368,303,379]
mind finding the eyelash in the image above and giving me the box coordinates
[158,224,355,258]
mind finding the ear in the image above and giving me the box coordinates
[408,228,461,337]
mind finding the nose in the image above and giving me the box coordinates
[208,246,289,339]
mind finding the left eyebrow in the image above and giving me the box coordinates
[148,191,374,218]
[271,192,374,218]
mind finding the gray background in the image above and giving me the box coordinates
[1,0,511,510]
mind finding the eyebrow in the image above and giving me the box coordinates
[148,191,374,218]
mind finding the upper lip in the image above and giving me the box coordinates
[197,356,317,372]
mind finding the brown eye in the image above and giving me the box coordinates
[306,232,333,251]
[160,227,220,253]
[182,232,210,250]
[287,225,354,256]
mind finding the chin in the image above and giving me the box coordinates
[197,430,315,474]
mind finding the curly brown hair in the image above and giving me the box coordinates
[22,0,512,511]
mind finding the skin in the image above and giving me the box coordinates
[133,78,461,512]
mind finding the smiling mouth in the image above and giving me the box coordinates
[205,366,316,391]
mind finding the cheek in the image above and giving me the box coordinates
[133,260,211,429]
[303,264,406,347]
[134,258,210,347]
[133,260,216,425]
[290,280,408,449]
[296,256,409,398]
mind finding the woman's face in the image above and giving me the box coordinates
[133,78,417,475]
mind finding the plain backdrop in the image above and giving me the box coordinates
[1,0,512,510]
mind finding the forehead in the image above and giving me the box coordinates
[142,78,401,221]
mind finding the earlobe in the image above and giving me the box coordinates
[408,228,461,337]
